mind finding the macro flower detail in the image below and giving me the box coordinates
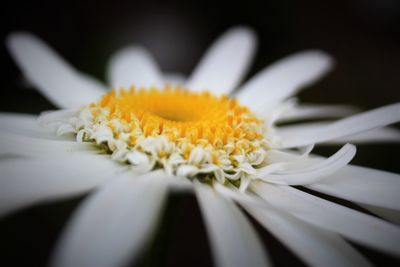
[2,27,400,267]
[52,86,270,188]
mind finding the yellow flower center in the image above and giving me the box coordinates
[76,85,269,186]
[89,85,264,152]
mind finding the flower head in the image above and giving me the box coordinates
[2,27,400,267]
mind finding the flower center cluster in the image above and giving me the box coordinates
[75,85,270,188]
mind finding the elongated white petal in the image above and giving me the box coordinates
[0,154,123,216]
[107,46,163,89]
[236,50,333,111]
[50,172,168,267]
[7,33,105,108]
[360,204,400,224]
[0,112,60,139]
[251,182,400,256]
[306,164,400,210]
[279,121,400,145]
[328,127,400,144]
[195,183,270,267]
[276,103,360,123]
[186,27,256,94]
[215,184,372,267]
[245,205,372,267]
[257,144,356,185]
[0,131,94,156]
[280,103,400,148]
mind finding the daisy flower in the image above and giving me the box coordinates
[2,26,400,267]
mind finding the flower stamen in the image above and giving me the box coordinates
[71,85,271,187]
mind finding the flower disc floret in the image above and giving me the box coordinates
[75,85,271,187]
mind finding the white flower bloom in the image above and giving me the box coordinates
[2,27,400,267]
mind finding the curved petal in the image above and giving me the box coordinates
[251,182,400,257]
[280,103,400,148]
[195,182,270,267]
[186,26,256,95]
[0,153,123,216]
[107,46,163,89]
[6,32,106,108]
[306,164,400,210]
[256,144,356,185]
[236,50,333,112]
[50,172,168,267]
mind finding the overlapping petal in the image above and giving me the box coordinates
[280,103,400,147]
[256,144,356,185]
[252,182,400,257]
[245,205,372,267]
[306,164,400,210]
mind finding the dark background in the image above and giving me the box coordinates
[1,0,400,266]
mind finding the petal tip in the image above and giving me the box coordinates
[303,49,335,72]
[6,32,37,52]
[226,25,257,46]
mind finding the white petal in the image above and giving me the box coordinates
[360,204,400,224]
[276,103,360,123]
[165,176,193,193]
[280,103,400,148]
[306,164,400,210]
[215,184,372,267]
[328,127,400,144]
[194,182,270,267]
[50,172,168,267]
[0,153,123,216]
[256,144,356,185]
[279,122,400,145]
[251,182,400,256]
[6,32,105,108]
[0,112,59,139]
[0,131,94,156]
[186,27,256,94]
[107,46,163,89]
[236,50,333,112]
[244,205,372,267]
[38,109,78,128]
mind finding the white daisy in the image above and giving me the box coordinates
[2,26,400,267]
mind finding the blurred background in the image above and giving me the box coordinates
[0,0,400,266]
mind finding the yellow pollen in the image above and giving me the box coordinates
[88,85,264,153]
